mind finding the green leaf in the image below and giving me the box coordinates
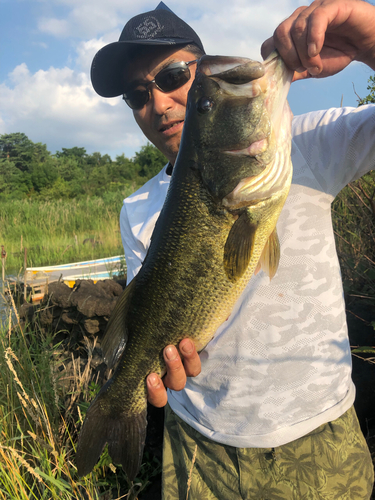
[34,468,72,493]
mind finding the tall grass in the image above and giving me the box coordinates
[332,170,375,302]
[0,297,161,499]
[0,191,134,273]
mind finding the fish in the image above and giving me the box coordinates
[76,51,293,480]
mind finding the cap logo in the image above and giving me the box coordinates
[134,16,163,39]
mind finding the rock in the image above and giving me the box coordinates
[96,279,124,297]
[20,278,126,357]
[84,318,100,335]
[61,311,80,325]
[47,281,74,309]
[19,302,38,323]
[70,280,118,318]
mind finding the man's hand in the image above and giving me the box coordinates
[146,339,201,408]
[261,0,375,82]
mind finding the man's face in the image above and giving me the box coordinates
[128,48,198,165]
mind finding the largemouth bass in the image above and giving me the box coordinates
[76,51,293,479]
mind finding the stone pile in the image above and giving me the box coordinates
[20,278,127,383]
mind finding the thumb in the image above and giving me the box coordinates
[261,37,275,60]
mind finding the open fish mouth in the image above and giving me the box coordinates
[195,52,293,209]
[197,51,290,104]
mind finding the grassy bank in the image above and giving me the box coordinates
[0,191,134,274]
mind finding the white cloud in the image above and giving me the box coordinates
[36,0,153,38]
[34,0,291,51]
[74,31,120,75]
[38,17,69,37]
[188,0,297,59]
[0,63,145,159]
[33,41,48,49]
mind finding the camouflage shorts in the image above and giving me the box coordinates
[162,405,374,500]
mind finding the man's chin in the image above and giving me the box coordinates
[159,139,180,165]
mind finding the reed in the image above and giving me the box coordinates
[332,170,375,302]
[0,297,161,499]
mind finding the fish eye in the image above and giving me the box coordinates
[197,97,214,114]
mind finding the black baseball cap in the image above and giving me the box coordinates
[91,2,205,98]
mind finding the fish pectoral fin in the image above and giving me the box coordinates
[76,379,147,481]
[224,212,257,282]
[254,260,261,275]
[101,278,136,369]
[259,228,280,280]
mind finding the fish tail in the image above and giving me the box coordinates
[76,382,147,480]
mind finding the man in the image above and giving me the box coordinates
[91,1,375,498]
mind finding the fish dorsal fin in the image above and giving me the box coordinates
[259,228,280,280]
[224,212,257,282]
[101,277,136,369]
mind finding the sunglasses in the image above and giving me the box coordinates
[122,60,198,110]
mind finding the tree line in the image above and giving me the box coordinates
[0,132,167,200]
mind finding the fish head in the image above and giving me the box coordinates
[179,52,293,205]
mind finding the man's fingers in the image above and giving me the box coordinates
[260,37,275,60]
[146,373,168,407]
[179,339,201,377]
[271,3,327,76]
[163,345,187,391]
[272,6,308,70]
[289,5,326,76]
[146,340,201,408]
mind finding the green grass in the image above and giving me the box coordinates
[0,191,134,274]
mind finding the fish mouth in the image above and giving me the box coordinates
[193,52,293,209]
[197,55,264,81]
[198,52,293,209]
[197,51,292,114]
[198,51,292,156]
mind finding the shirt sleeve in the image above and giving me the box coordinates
[120,204,145,284]
[292,104,375,197]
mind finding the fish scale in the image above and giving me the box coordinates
[76,51,293,480]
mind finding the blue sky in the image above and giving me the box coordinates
[1,0,374,160]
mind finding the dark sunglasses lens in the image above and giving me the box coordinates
[123,88,149,110]
[156,66,190,92]
[123,63,194,109]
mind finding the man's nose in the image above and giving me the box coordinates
[149,87,174,115]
